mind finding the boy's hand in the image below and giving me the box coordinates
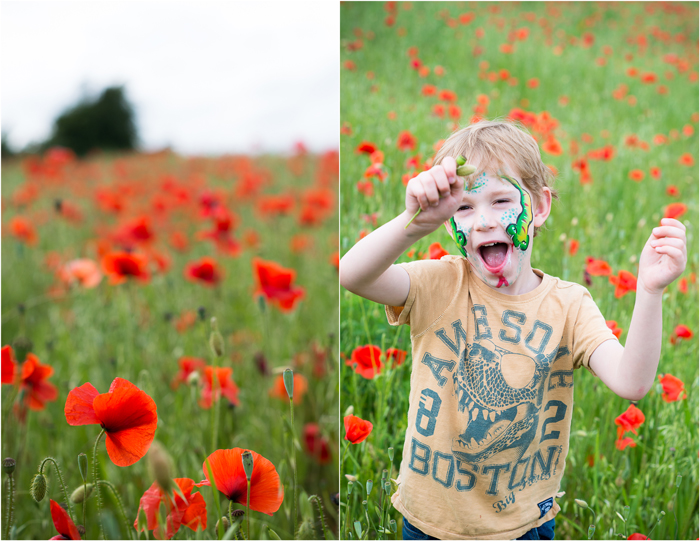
[638,218,687,295]
[405,157,465,233]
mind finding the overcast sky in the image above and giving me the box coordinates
[1,1,339,155]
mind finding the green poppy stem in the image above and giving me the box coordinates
[246,478,251,540]
[289,397,297,537]
[93,429,106,539]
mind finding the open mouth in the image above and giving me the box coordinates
[478,242,511,274]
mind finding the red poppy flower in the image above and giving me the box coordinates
[664,202,687,220]
[2,345,16,385]
[422,84,437,96]
[615,404,645,439]
[615,437,637,451]
[200,448,283,515]
[200,367,240,409]
[252,258,305,312]
[606,321,623,339]
[184,257,222,287]
[542,136,563,156]
[628,169,645,182]
[49,499,80,540]
[8,216,38,245]
[397,130,417,152]
[59,259,103,289]
[670,324,693,344]
[20,353,58,410]
[627,535,649,540]
[385,348,407,367]
[65,377,157,467]
[657,373,686,402]
[666,185,679,196]
[609,270,637,298]
[171,357,206,389]
[269,373,307,405]
[356,141,377,154]
[344,414,373,444]
[568,239,579,256]
[678,153,694,166]
[303,423,331,464]
[134,478,207,539]
[585,257,612,276]
[428,242,449,260]
[346,345,384,379]
[101,251,150,285]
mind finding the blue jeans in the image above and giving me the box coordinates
[402,517,555,540]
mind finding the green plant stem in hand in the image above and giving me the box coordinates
[403,160,476,230]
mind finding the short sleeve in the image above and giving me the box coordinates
[571,289,618,376]
[385,256,466,335]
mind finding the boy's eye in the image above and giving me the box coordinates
[495,199,511,204]
[458,205,471,211]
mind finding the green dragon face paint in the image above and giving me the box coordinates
[500,174,533,251]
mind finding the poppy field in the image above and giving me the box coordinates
[2,145,340,539]
[340,2,697,540]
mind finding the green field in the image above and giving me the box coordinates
[340,2,698,540]
[2,148,339,539]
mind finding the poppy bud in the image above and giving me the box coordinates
[30,473,47,502]
[209,318,225,357]
[345,474,357,483]
[70,483,94,503]
[283,369,294,400]
[457,164,476,177]
[215,516,230,532]
[77,525,86,537]
[574,499,589,509]
[388,447,394,461]
[231,510,244,518]
[148,441,173,494]
[3,457,15,475]
[344,405,354,417]
[197,306,206,321]
[298,519,315,539]
[456,155,467,166]
[241,451,254,481]
[77,453,88,483]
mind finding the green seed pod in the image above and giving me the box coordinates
[366,479,373,496]
[389,520,397,533]
[30,473,47,502]
[242,451,254,480]
[387,447,394,461]
[70,483,94,504]
[209,317,225,357]
[587,525,595,539]
[574,499,589,509]
[283,368,294,400]
[384,481,391,495]
[456,155,467,166]
[3,457,16,475]
[77,453,88,483]
[231,510,244,519]
[347,480,353,495]
[456,164,477,177]
[382,469,388,480]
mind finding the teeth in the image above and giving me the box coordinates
[490,411,496,422]
[482,409,489,421]
[471,409,479,421]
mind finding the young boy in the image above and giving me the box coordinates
[340,120,687,540]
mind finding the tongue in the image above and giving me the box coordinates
[481,244,508,268]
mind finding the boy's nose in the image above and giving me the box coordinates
[474,210,498,231]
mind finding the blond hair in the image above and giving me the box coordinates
[433,119,558,205]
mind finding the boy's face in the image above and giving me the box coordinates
[445,165,550,294]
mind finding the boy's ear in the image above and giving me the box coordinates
[533,187,552,228]
[443,220,454,238]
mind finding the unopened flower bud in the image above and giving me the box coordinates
[456,155,467,166]
[242,451,254,480]
[457,164,477,177]
[30,472,47,502]
[574,499,589,509]
[298,519,315,539]
[209,317,225,357]
[231,510,244,519]
[3,457,16,475]
[215,516,230,532]
[77,525,86,537]
[283,369,294,400]
[70,483,94,503]
[77,453,88,483]
[148,441,173,494]
[388,447,394,461]
[345,474,357,483]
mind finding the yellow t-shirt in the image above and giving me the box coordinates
[386,256,616,540]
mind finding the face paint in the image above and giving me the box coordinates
[500,174,533,251]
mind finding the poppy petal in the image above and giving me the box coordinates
[104,424,157,467]
[203,449,246,500]
[248,452,284,515]
[65,382,100,425]
[50,499,80,540]
[181,491,207,531]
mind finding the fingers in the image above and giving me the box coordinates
[408,160,460,210]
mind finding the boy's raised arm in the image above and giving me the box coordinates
[589,218,687,400]
[340,157,463,307]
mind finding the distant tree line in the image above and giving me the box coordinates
[2,86,139,159]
